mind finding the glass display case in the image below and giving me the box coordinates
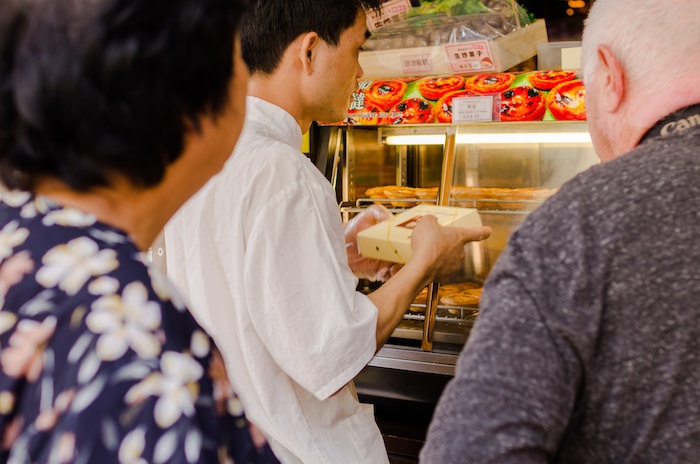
[316,120,598,375]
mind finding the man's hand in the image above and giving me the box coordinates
[345,204,400,282]
[409,214,492,284]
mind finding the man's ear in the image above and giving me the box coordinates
[299,31,320,75]
[597,45,625,113]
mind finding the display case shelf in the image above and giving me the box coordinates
[318,119,598,373]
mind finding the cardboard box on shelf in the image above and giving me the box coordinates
[357,205,482,264]
[359,19,547,78]
[537,40,582,70]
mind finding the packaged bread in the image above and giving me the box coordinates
[357,205,482,264]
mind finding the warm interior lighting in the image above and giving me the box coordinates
[384,131,592,145]
[384,134,446,145]
[457,131,591,144]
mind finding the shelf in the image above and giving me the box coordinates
[379,120,592,145]
[368,345,460,375]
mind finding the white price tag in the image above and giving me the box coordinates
[444,41,495,73]
[452,95,495,123]
[365,0,412,31]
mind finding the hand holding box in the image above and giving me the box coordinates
[357,205,482,264]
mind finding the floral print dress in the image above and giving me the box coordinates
[0,191,278,463]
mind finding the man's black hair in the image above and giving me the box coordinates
[240,0,382,75]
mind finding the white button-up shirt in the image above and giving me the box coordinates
[165,97,388,463]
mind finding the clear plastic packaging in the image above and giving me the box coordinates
[363,0,531,52]
[345,204,401,282]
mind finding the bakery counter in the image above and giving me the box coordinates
[328,120,597,374]
[323,120,597,461]
[358,276,482,375]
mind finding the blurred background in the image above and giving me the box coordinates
[519,0,593,40]
[407,0,593,40]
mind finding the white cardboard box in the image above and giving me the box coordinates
[359,19,547,78]
[357,205,482,264]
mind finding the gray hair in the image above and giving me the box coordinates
[581,0,700,91]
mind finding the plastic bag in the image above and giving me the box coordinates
[363,0,531,51]
[345,204,401,282]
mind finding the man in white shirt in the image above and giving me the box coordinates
[164,1,491,462]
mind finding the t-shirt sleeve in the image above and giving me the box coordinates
[241,178,378,400]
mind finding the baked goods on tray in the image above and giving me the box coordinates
[410,281,484,313]
[364,185,555,210]
[364,185,439,206]
[450,186,556,210]
[383,186,417,207]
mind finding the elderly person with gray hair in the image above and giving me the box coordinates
[421,0,700,462]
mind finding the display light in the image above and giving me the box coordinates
[383,131,591,145]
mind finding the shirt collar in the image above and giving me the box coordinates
[245,96,303,151]
[640,103,700,143]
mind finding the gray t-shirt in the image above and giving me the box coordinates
[421,123,700,463]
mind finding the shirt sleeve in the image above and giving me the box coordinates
[241,174,378,401]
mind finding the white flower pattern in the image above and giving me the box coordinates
[0,190,31,208]
[36,237,118,295]
[43,208,97,228]
[88,276,120,296]
[0,221,29,261]
[86,281,162,361]
[126,351,203,428]
[0,312,17,335]
[0,192,277,463]
[118,427,148,464]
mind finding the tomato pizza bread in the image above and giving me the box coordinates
[527,70,577,90]
[464,73,516,94]
[416,75,465,101]
[364,80,408,111]
[499,86,546,121]
[546,80,586,120]
[435,89,476,123]
[389,98,434,124]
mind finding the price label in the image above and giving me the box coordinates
[452,95,495,123]
[444,41,495,73]
[365,0,412,31]
[400,53,433,75]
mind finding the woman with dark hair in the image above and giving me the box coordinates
[0,0,278,461]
